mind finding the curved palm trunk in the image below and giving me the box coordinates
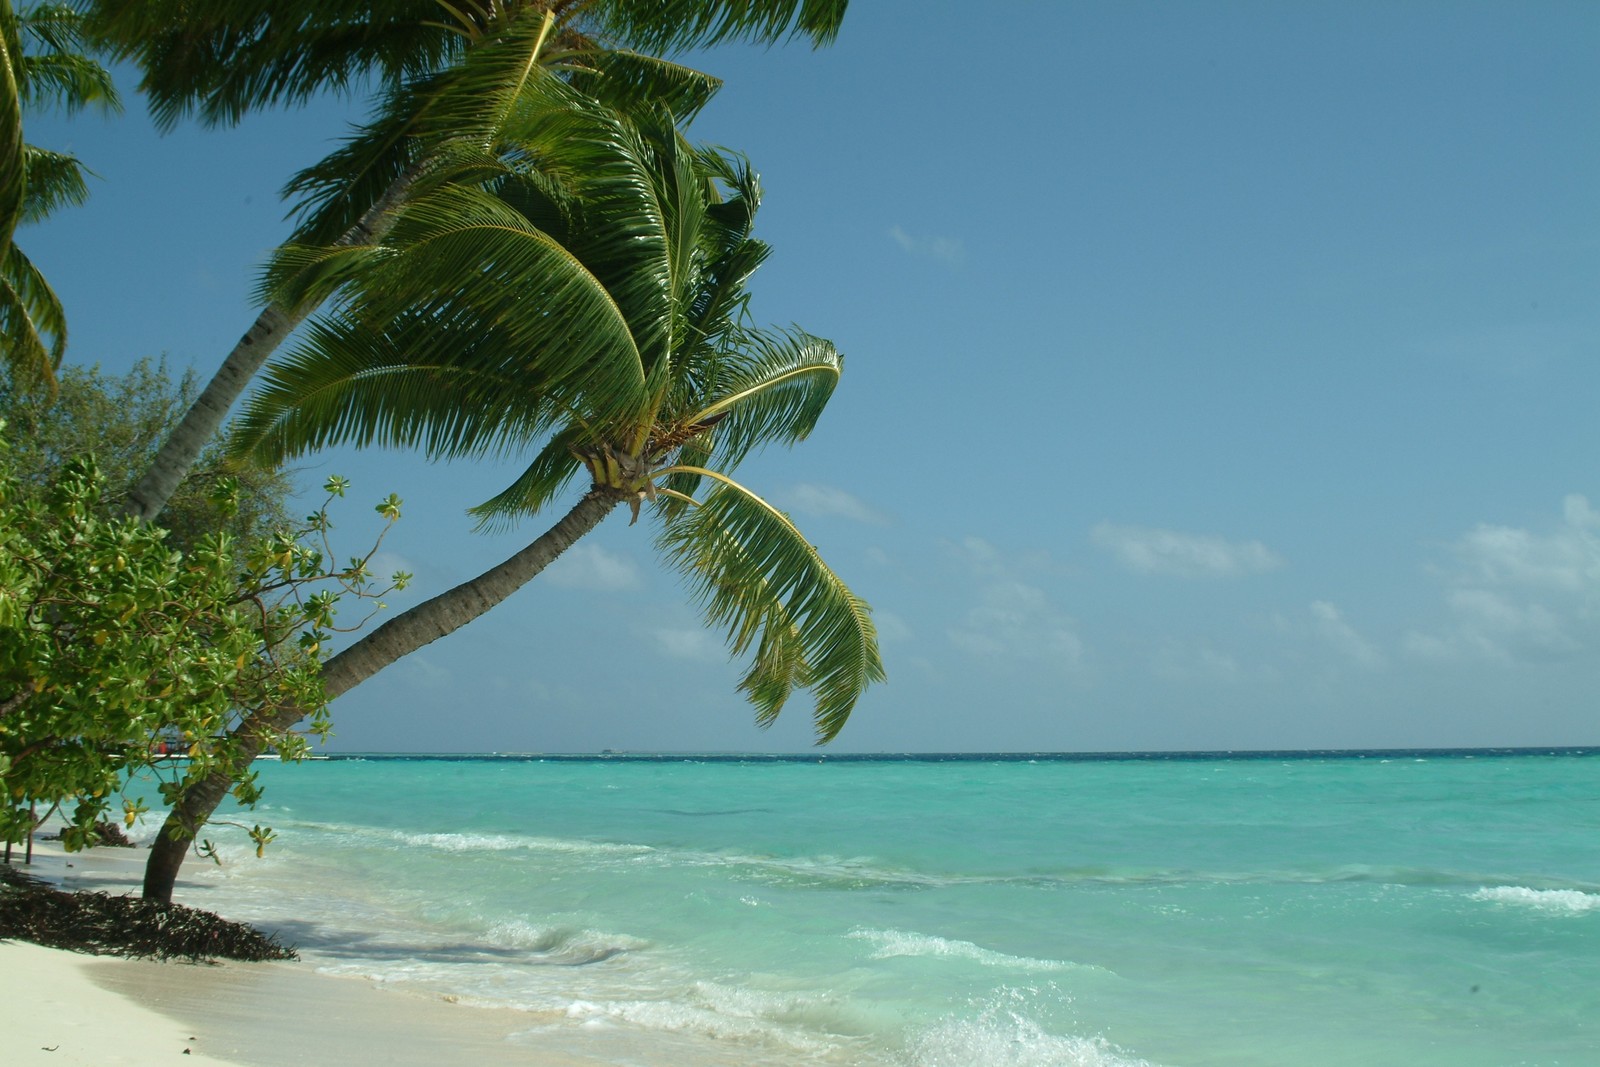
[120,166,422,522]
[141,488,619,902]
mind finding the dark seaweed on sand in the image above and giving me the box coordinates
[0,864,297,962]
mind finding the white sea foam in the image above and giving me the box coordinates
[848,928,1075,972]
[558,980,860,1059]
[904,1007,1156,1067]
[484,919,646,961]
[392,829,656,855]
[1471,886,1600,914]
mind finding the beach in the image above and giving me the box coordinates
[4,752,1598,1066]
[1,841,608,1067]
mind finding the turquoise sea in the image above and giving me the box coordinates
[151,751,1598,1066]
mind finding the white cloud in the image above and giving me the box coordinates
[1152,642,1243,683]
[650,627,726,663]
[947,582,1086,667]
[397,655,451,688]
[956,536,1000,568]
[781,483,889,525]
[1091,523,1284,578]
[1450,494,1600,592]
[1405,589,1579,664]
[873,610,912,643]
[1309,600,1383,669]
[543,543,641,591]
[941,538,1084,669]
[367,551,416,584]
[889,225,963,267]
[1404,495,1600,663]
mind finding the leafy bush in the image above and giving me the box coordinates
[0,430,405,852]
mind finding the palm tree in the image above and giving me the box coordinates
[83,0,849,522]
[137,107,881,903]
[0,1,117,393]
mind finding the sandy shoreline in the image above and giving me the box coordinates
[1,842,608,1066]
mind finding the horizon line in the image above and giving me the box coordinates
[313,745,1598,761]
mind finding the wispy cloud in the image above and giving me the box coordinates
[1091,523,1284,578]
[1404,495,1600,663]
[1310,600,1383,669]
[873,610,913,643]
[889,225,963,267]
[650,627,726,663]
[1152,642,1244,683]
[396,654,451,688]
[780,483,889,525]
[1449,495,1600,592]
[944,539,1085,670]
[543,544,641,591]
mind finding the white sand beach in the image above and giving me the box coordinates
[1,842,607,1067]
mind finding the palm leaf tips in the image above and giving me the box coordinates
[657,478,881,742]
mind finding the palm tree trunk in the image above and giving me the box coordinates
[120,165,423,522]
[142,488,618,902]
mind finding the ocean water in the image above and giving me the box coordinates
[133,752,1599,1066]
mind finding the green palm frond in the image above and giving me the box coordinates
[551,113,681,372]
[0,242,64,388]
[275,40,578,249]
[86,0,465,130]
[235,313,565,465]
[0,2,23,252]
[279,89,427,247]
[16,50,117,113]
[16,4,118,113]
[468,427,588,530]
[738,614,812,728]
[656,472,881,741]
[86,0,844,130]
[659,125,714,363]
[561,48,721,124]
[585,0,848,54]
[341,182,651,421]
[19,144,88,222]
[409,6,566,144]
[685,328,842,471]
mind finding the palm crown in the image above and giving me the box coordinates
[235,100,881,740]
[97,0,849,522]
[88,1,845,130]
[0,1,118,393]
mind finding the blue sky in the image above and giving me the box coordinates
[22,1,1600,752]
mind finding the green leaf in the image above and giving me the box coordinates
[656,474,882,741]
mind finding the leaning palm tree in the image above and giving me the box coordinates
[84,0,849,522]
[138,106,881,903]
[0,1,117,393]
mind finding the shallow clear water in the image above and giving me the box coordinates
[138,753,1600,1066]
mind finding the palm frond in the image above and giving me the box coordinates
[0,243,63,390]
[85,0,463,130]
[686,328,842,471]
[655,472,881,741]
[739,609,812,728]
[341,181,652,421]
[234,313,564,465]
[16,50,118,113]
[584,0,849,54]
[279,84,426,247]
[561,48,721,125]
[0,3,24,253]
[467,426,588,530]
[15,3,118,113]
[19,144,89,222]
